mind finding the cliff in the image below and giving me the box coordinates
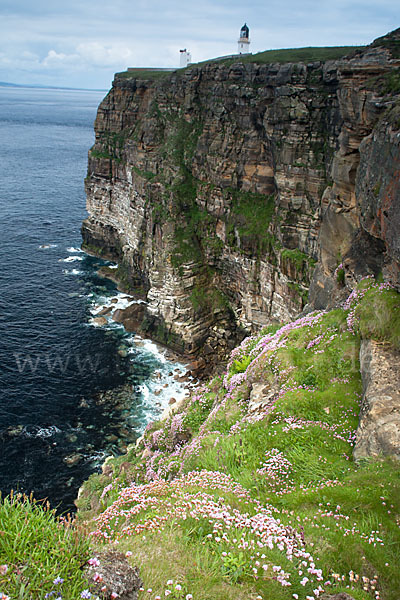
[82,28,400,361]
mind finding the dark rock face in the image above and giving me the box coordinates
[82,29,400,357]
[354,339,400,461]
[357,101,400,287]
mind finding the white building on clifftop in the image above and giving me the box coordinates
[180,49,192,67]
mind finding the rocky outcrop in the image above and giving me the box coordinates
[85,551,142,600]
[82,29,400,358]
[354,339,400,461]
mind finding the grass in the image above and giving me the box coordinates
[0,493,90,599]
[235,45,364,65]
[187,46,364,70]
[280,248,316,273]
[115,69,173,80]
[349,279,400,349]
[226,190,276,256]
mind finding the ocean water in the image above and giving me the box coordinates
[0,86,188,511]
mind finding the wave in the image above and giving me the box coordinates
[63,268,83,275]
[59,256,84,263]
[23,425,61,439]
[66,246,84,253]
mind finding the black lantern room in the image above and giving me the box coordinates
[240,23,249,39]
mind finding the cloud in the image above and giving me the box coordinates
[42,49,80,67]
[0,0,398,88]
[76,43,135,67]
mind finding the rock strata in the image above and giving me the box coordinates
[353,339,400,460]
[82,29,400,361]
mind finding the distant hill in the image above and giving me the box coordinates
[0,81,107,92]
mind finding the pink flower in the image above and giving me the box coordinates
[88,557,100,567]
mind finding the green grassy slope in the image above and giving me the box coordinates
[1,278,399,600]
[75,278,400,600]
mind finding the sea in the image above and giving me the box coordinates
[0,85,188,512]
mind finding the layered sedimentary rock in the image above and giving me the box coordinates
[82,29,400,358]
[354,339,400,460]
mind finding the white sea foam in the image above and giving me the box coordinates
[141,339,167,364]
[25,425,61,438]
[88,291,145,320]
[63,268,83,275]
[140,383,150,402]
[66,246,84,253]
[59,256,84,263]
[84,450,108,466]
[38,243,57,249]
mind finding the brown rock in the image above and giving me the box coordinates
[97,306,113,316]
[92,316,107,326]
[113,303,146,332]
[85,550,142,600]
[141,447,152,459]
[102,463,113,477]
[63,453,83,466]
[353,339,400,460]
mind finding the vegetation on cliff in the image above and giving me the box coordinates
[2,279,398,600]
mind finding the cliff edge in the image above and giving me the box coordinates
[82,29,400,362]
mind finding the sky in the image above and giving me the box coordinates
[0,0,398,90]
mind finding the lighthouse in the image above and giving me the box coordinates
[238,23,250,54]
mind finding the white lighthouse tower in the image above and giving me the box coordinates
[238,23,250,54]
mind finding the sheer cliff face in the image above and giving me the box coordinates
[82,30,400,356]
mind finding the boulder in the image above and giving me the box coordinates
[97,306,113,316]
[63,453,83,467]
[249,382,279,414]
[92,316,107,326]
[85,551,142,600]
[113,303,146,332]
